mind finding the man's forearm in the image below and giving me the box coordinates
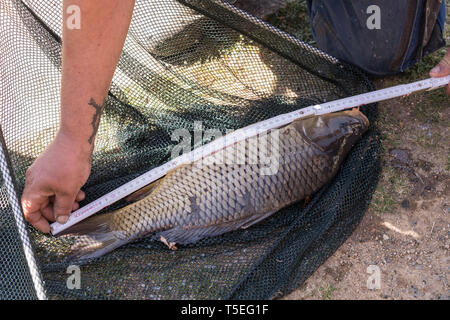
[60,0,135,152]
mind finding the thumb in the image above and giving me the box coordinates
[430,50,450,77]
[53,192,76,224]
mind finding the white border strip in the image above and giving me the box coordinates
[51,75,450,235]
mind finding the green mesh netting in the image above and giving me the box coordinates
[0,0,381,299]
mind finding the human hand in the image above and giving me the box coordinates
[21,131,92,233]
[430,48,450,95]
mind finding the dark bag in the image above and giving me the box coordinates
[307,0,446,76]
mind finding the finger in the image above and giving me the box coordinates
[75,190,86,202]
[23,210,50,233]
[21,190,49,218]
[31,216,51,234]
[430,50,450,77]
[53,193,76,224]
[41,204,55,222]
[21,183,53,232]
[72,201,80,211]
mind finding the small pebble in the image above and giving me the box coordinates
[390,149,409,164]
[401,199,410,209]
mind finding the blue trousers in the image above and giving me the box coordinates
[306,0,447,75]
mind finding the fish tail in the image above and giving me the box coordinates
[59,211,129,261]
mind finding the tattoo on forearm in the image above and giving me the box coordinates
[88,98,103,144]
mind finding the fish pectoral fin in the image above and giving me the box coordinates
[240,210,278,229]
[157,211,279,246]
[125,180,161,203]
[157,225,234,246]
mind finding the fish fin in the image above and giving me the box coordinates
[240,210,277,229]
[157,211,278,246]
[157,224,239,246]
[125,180,161,203]
[58,212,129,261]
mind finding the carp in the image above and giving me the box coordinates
[63,109,369,260]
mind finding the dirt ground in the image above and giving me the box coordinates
[280,3,450,299]
[285,85,449,300]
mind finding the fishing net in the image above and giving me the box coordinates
[0,0,381,300]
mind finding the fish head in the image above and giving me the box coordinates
[294,109,370,168]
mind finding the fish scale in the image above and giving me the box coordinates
[64,110,370,260]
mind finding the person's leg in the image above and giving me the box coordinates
[436,0,446,33]
[402,0,446,70]
[306,0,445,76]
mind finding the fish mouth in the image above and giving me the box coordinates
[347,109,370,128]
[339,109,370,136]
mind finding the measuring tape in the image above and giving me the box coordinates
[50,75,450,235]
